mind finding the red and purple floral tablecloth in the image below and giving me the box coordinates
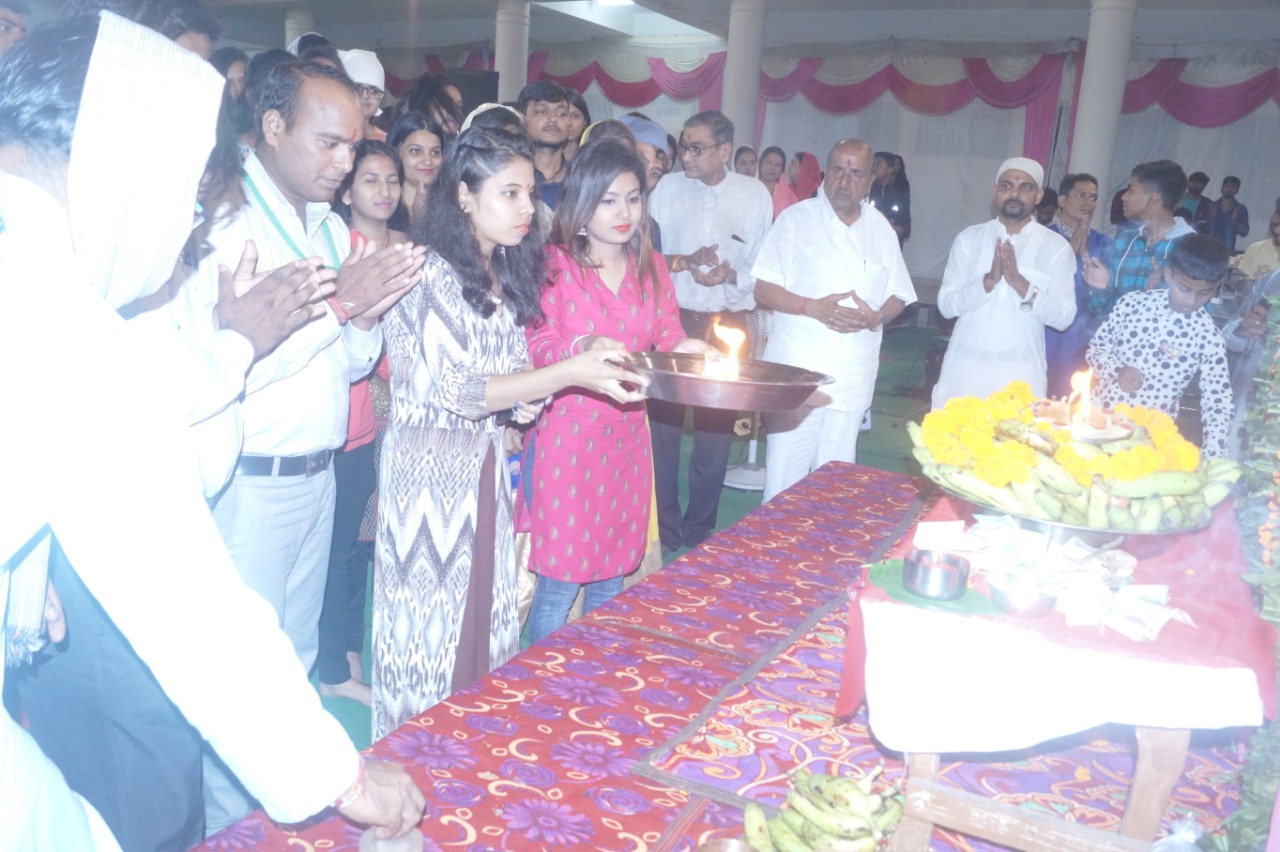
[198,463,1250,851]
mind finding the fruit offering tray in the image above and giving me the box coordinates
[909,381,1242,536]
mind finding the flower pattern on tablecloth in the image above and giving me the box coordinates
[195,464,1247,852]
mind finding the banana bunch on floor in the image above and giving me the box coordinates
[907,420,1243,533]
[742,765,903,851]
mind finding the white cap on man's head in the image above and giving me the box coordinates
[996,157,1044,188]
[339,48,384,91]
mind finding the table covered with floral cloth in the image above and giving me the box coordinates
[197,464,1257,852]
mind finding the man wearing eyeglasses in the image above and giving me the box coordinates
[0,0,27,55]
[647,110,772,552]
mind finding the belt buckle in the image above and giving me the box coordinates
[305,452,323,477]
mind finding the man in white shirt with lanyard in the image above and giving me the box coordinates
[192,60,424,833]
[932,157,1077,407]
[647,110,772,552]
[0,13,423,849]
[753,139,916,501]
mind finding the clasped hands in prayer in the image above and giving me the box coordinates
[215,238,426,358]
[982,237,1030,295]
[801,290,881,334]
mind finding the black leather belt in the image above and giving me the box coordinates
[235,450,333,478]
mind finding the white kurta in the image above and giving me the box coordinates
[752,195,916,499]
[932,218,1076,408]
[754,194,916,414]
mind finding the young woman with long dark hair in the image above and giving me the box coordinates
[373,128,645,736]
[523,140,707,643]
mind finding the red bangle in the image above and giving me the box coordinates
[327,296,353,325]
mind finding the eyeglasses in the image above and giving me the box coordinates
[678,141,721,158]
[356,85,384,100]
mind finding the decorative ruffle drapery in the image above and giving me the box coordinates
[388,45,1279,166]
[1121,58,1280,127]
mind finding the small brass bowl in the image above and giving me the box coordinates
[902,549,970,601]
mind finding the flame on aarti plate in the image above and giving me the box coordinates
[706,321,746,380]
[1067,369,1108,429]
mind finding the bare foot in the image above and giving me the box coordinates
[319,678,372,706]
[347,650,365,684]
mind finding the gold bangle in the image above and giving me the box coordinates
[670,255,684,274]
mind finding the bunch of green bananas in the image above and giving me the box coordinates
[742,766,903,851]
[907,420,1243,533]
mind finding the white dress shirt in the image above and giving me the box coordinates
[0,171,360,835]
[193,153,381,457]
[932,218,1077,407]
[753,195,916,413]
[648,169,773,312]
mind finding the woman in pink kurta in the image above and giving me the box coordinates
[524,141,705,643]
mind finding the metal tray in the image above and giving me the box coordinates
[934,483,1211,550]
[623,351,832,411]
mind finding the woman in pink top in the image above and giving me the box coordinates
[524,141,708,643]
[759,145,797,219]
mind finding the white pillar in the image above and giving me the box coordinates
[721,0,766,148]
[1068,0,1138,225]
[283,9,314,50]
[495,0,531,103]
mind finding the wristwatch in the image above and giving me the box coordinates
[1019,286,1039,312]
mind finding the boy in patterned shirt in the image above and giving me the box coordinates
[1087,234,1233,457]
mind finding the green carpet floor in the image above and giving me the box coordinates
[318,318,947,748]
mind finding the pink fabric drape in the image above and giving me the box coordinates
[396,48,1279,156]
[1123,58,1280,128]
[755,56,1065,163]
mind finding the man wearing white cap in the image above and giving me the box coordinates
[931,157,1076,407]
[341,48,387,141]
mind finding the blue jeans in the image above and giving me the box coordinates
[527,574,625,644]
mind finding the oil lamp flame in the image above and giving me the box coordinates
[1067,369,1109,430]
[706,321,746,380]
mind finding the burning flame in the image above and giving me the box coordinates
[1067,369,1108,429]
[706,321,746,380]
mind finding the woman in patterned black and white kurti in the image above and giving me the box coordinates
[374,251,528,738]
[372,127,646,738]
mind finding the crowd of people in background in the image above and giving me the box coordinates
[1,3,1276,851]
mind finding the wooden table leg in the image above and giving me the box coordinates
[1119,727,1190,841]
[889,752,939,851]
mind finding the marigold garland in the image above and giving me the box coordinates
[921,381,1201,489]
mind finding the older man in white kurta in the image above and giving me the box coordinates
[931,157,1076,408]
[754,140,916,501]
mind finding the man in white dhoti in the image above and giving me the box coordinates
[753,139,916,501]
[931,157,1077,408]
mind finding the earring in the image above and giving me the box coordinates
[577,226,588,236]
